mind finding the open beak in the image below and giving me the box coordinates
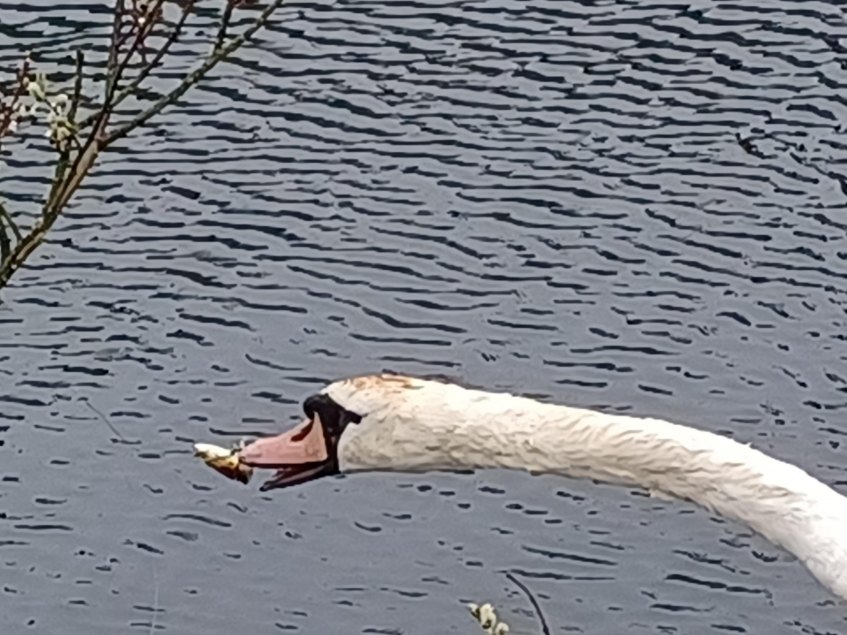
[238,417,336,491]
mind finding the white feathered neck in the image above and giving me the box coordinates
[324,374,847,600]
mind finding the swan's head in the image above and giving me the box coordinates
[237,374,531,490]
[238,374,428,491]
[236,392,362,491]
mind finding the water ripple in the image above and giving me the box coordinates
[2,0,847,633]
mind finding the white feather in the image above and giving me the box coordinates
[325,374,847,600]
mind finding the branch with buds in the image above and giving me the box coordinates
[0,0,286,290]
[466,572,552,635]
[0,58,32,142]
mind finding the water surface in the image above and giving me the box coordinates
[1,1,847,633]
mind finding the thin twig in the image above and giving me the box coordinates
[42,140,73,217]
[111,10,142,67]
[49,116,105,220]
[68,50,84,123]
[0,0,286,290]
[148,568,159,635]
[109,0,195,115]
[108,0,165,110]
[76,0,166,133]
[50,33,132,215]
[0,214,9,264]
[50,0,165,213]
[106,0,126,98]
[40,50,87,214]
[117,0,166,80]
[106,0,287,146]
[0,57,31,143]
[0,224,42,287]
[0,200,19,273]
[214,1,236,53]
[84,400,128,443]
[0,202,22,242]
[504,571,551,635]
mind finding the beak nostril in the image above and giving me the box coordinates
[291,420,314,442]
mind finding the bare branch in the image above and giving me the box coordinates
[0,230,8,267]
[43,136,74,217]
[112,0,166,104]
[111,0,195,114]
[77,0,173,133]
[0,202,22,242]
[36,56,83,215]
[106,0,287,146]
[504,571,551,635]
[0,0,288,289]
[0,215,10,265]
[0,57,31,146]
[49,125,103,220]
[215,1,237,53]
[106,0,126,98]
[47,142,102,221]
[0,221,48,288]
[50,2,164,217]
[68,50,84,124]
[0,201,22,273]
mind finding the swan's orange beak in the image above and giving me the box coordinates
[238,417,334,491]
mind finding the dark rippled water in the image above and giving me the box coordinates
[2,1,847,633]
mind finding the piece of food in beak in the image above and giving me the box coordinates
[193,442,253,484]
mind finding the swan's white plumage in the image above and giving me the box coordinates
[324,374,847,600]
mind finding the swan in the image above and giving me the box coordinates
[232,373,847,600]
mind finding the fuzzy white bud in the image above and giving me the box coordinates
[26,80,45,101]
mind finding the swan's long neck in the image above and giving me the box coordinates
[330,376,847,600]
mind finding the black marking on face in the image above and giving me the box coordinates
[303,393,362,440]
